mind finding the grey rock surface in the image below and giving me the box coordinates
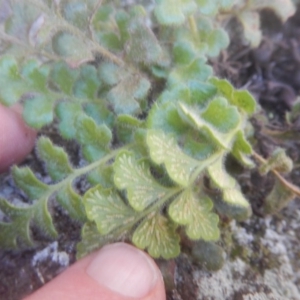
[193,201,300,300]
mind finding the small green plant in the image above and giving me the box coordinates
[0,0,298,267]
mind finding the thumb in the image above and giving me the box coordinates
[24,243,166,300]
[0,104,36,173]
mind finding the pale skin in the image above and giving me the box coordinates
[0,104,166,300]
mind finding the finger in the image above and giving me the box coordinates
[0,104,36,173]
[24,243,166,300]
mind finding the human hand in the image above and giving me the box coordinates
[0,104,166,300]
[25,243,166,300]
[0,104,36,172]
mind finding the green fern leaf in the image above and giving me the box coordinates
[147,130,199,186]
[196,0,218,15]
[98,62,151,115]
[98,62,125,86]
[213,194,252,221]
[0,162,89,248]
[168,58,213,88]
[0,57,100,129]
[201,97,240,133]
[147,101,190,138]
[92,4,129,52]
[20,57,53,128]
[173,41,198,66]
[219,0,235,9]
[32,196,58,237]
[23,95,54,128]
[209,77,233,99]
[207,157,236,189]
[207,158,250,207]
[12,166,48,200]
[2,166,59,247]
[125,14,163,65]
[37,136,73,181]
[50,61,80,96]
[87,165,114,188]
[231,130,254,168]
[84,103,114,128]
[62,1,89,30]
[154,0,197,25]
[75,114,112,162]
[183,134,217,160]
[57,106,113,161]
[174,15,229,58]
[58,103,112,142]
[169,189,219,240]
[21,59,50,91]
[132,213,180,259]
[206,28,229,57]
[56,184,86,221]
[185,202,219,240]
[147,84,216,139]
[233,90,256,115]
[114,151,172,211]
[210,77,256,114]
[116,115,145,143]
[83,185,136,235]
[0,56,26,105]
[0,197,57,248]
[223,188,249,208]
[52,31,94,67]
[55,102,82,139]
[107,75,150,115]
[0,201,32,248]
[178,101,240,149]
[73,65,101,99]
[159,83,190,105]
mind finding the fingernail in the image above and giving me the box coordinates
[86,243,158,298]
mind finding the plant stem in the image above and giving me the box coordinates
[252,151,300,197]
[134,188,182,222]
[0,32,60,61]
[188,15,199,44]
[33,144,134,207]
[189,151,222,184]
[88,0,103,40]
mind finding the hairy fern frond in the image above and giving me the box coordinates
[0,0,297,268]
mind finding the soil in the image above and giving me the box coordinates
[1,5,300,300]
